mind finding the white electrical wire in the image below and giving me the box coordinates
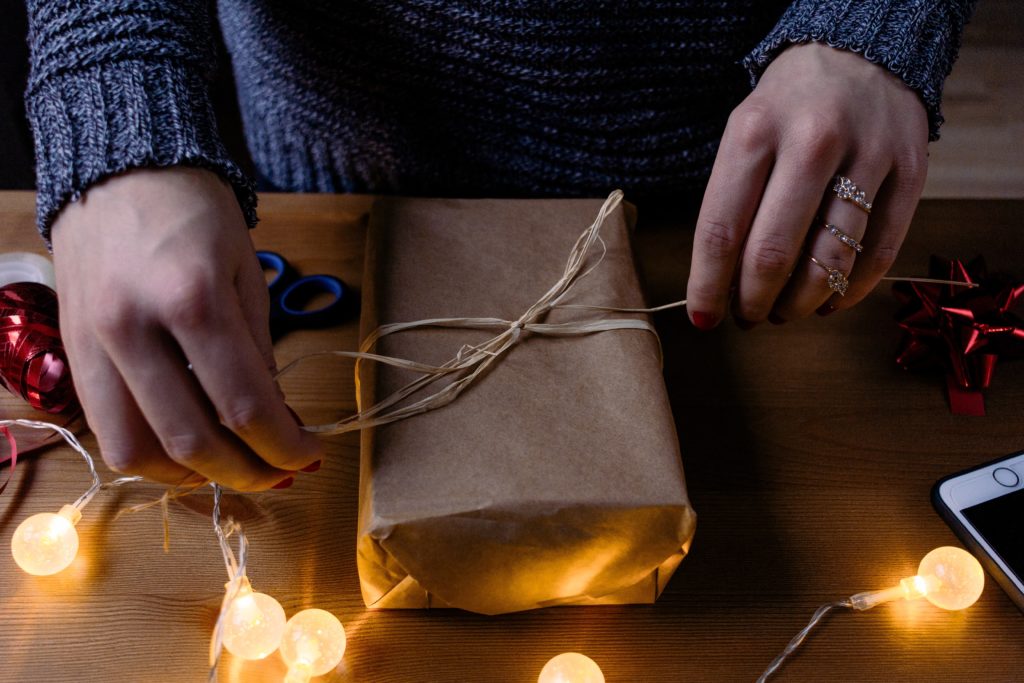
[758,599,854,682]
[0,419,102,507]
[208,483,249,682]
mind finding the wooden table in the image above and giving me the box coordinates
[1,191,1022,682]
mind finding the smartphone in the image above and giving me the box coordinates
[933,450,1024,612]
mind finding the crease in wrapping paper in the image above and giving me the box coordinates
[356,195,696,615]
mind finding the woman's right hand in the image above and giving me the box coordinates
[51,167,322,490]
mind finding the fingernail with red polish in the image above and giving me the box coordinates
[691,311,719,331]
[816,302,837,317]
[300,460,322,473]
[272,477,295,490]
[768,313,786,325]
[735,318,758,331]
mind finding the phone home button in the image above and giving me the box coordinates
[992,467,1020,488]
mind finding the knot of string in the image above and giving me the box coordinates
[275,190,688,436]
[508,317,527,343]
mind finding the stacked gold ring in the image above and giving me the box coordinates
[818,217,864,253]
[833,176,872,213]
[807,255,849,296]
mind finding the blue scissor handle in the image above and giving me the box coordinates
[257,251,355,339]
[258,251,293,299]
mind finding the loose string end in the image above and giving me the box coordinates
[882,276,980,288]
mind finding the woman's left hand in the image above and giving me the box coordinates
[686,42,929,330]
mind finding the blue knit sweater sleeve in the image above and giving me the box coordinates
[745,0,977,141]
[25,0,257,244]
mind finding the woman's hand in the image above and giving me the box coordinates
[52,167,322,490]
[687,42,929,329]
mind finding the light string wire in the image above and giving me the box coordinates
[0,418,242,681]
[757,599,854,682]
[209,482,249,682]
[0,419,116,510]
[0,420,141,512]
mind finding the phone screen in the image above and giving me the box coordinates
[962,487,1024,580]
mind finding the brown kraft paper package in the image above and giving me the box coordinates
[356,195,696,615]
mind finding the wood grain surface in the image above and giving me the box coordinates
[1,191,1022,682]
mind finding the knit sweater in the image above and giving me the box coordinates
[25,1,974,242]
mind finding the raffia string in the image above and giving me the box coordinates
[113,479,207,552]
[278,189,979,436]
[277,189,685,435]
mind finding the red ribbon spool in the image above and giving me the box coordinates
[0,282,79,414]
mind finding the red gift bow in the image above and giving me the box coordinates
[0,282,79,414]
[894,256,1024,416]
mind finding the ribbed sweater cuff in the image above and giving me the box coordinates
[27,59,257,246]
[743,0,974,141]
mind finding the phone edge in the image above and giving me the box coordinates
[931,460,1024,613]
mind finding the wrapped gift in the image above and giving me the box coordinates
[355,194,695,615]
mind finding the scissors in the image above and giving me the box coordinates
[256,251,357,340]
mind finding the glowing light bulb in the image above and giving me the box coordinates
[221,577,287,660]
[11,504,81,575]
[538,653,605,683]
[280,609,347,683]
[916,545,985,610]
[851,546,984,611]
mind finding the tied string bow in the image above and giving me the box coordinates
[894,255,1024,416]
[278,190,687,434]
[0,282,78,414]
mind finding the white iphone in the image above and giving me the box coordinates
[933,450,1024,612]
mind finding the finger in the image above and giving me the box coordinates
[686,104,775,330]
[168,276,323,473]
[772,164,885,321]
[102,321,293,491]
[830,146,928,310]
[61,323,196,484]
[733,133,843,323]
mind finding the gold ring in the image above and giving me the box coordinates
[833,176,872,214]
[807,255,849,296]
[818,217,864,253]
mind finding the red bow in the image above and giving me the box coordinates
[894,256,1024,416]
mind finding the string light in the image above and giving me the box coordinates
[279,608,347,683]
[208,486,348,681]
[538,653,605,683]
[9,431,984,682]
[11,503,81,575]
[3,419,138,576]
[759,546,985,682]
[221,576,288,660]
[849,546,984,611]
[208,483,290,675]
